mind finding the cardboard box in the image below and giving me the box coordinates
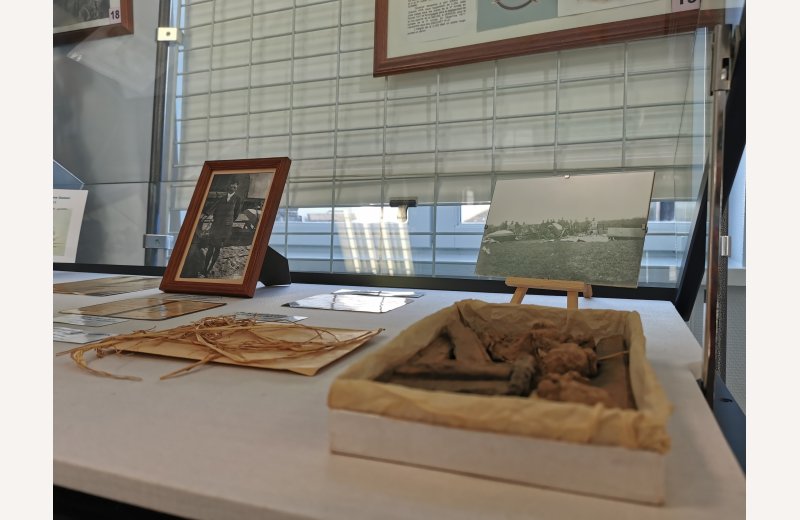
[328,300,672,505]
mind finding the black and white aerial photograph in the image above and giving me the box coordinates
[475,171,655,287]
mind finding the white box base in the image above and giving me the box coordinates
[329,409,665,505]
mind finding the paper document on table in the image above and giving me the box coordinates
[285,294,412,313]
[54,275,162,296]
[234,312,308,323]
[54,326,115,344]
[156,293,226,303]
[60,295,225,320]
[61,319,383,378]
[332,289,424,298]
[54,315,129,327]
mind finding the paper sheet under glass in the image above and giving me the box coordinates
[53,275,163,296]
[285,293,412,313]
[60,295,225,320]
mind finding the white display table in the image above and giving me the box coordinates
[53,271,744,520]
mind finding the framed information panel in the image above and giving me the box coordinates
[374,0,730,76]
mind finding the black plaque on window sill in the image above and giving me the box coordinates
[258,246,291,287]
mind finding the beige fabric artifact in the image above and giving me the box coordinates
[328,299,673,453]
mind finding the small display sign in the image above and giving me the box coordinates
[672,0,700,12]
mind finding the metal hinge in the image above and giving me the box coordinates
[719,235,731,257]
[156,27,182,43]
[143,234,175,250]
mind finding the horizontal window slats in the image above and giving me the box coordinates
[164,1,710,285]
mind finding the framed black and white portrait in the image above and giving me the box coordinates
[160,158,291,298]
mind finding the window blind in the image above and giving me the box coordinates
[163,0,710,283]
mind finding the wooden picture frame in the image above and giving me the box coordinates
[160,158,291,298]
[53,0,134,45]
[373,0,726,76]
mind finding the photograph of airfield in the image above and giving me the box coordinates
[475,172,654,287]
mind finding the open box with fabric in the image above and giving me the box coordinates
[328,299,673,505]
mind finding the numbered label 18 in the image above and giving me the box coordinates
[672,0,700,12]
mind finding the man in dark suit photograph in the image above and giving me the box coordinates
[200,178,242,277]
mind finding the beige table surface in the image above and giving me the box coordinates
[53,271,744,520]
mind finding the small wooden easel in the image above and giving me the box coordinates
[505,277,592,309]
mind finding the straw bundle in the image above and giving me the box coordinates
[58,316,380,381]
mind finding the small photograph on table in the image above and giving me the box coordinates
[475,171,654,288]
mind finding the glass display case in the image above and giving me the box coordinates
[53,0,745,300]
[51,5,748,518]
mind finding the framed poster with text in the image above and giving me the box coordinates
[374,0,731,76]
